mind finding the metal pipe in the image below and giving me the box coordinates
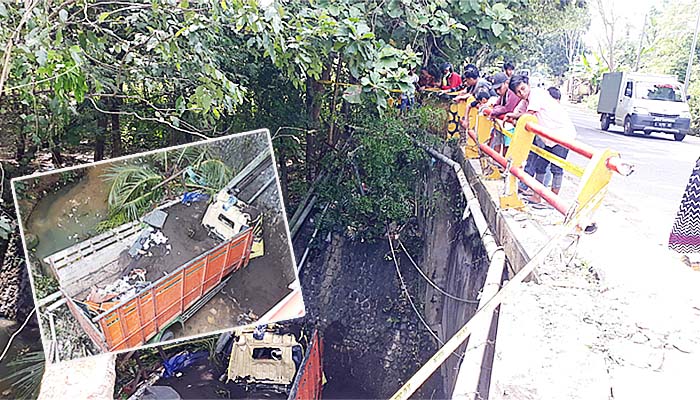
[452,245,505,399]
[524,122,634,176]
[289,195,317,239]
[466,130,569,215]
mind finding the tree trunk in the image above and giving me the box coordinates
[305,63,331,182]
[51,146,63,166]
[95,112,107,161]
[15,130,25,163]
[110,98,122,158]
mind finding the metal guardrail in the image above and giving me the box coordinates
[455,95,634,223]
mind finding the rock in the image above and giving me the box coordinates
[25,233,39,249]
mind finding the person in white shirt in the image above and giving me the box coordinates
[508,74,576,206]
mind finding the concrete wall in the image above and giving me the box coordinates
[418,145,490,394]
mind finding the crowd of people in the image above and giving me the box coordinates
[408,61,576,210]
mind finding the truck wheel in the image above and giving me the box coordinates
[623,116,633,136]
[600,114,610,131]
[160,330,175,342]
[674,132,686,142]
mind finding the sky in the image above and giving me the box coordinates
[583,0,656,50]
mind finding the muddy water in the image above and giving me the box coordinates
[27,164,110,264]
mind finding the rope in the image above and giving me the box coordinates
[387,234,463,362]
[397,240,479,304]
[0,307,36,364]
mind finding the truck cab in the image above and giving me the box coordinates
[598,72,691,141]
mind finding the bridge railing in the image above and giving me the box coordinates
[444,94,634,224]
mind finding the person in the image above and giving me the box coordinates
[669,157,700,254]
[503,61,515,78]
[490,72,522,155]
[453,64,493,100]
[508,74,576,207]
[418,67,437,90]
[459,89,491,131]
[440,62,462,91]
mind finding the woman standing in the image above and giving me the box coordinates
[669,157,700,255]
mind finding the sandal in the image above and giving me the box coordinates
[518,187,534,196]
[584,223,598,234]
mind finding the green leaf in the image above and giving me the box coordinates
[98,12,110,22]
[343,85,363,104]
[387,0,403,18]
[491,21,504,37]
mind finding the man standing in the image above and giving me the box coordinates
[489,72,521,154]
[508,74,576,206]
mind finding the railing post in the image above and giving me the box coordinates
[477,112,502,180]
[572,148,619,223]
[499,114,537,210]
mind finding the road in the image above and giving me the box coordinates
[563,104,700,246]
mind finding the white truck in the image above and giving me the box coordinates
[597,72,691,141]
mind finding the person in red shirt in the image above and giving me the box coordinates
[440,62,462,91]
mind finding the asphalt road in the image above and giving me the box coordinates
[563,104,700,244]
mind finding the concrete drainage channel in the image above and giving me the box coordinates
[413,142,505,399]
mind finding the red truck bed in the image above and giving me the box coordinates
[45,198,254,352]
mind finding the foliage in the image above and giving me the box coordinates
[503,0,590,76]
[0,350,45,400]
[104,163,165,221]
[317,105,446,240]
[32,272,59,299]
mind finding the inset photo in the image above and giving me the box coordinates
[10,129,303,363]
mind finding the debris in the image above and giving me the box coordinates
[182,192,210,206]
[162,350,208,378]
[143,209,168,229]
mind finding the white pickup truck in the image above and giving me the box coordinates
[597,72,691,141]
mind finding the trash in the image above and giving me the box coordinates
[182,192,210,206]
[128,227,155,258]
[142,386,182,400]
[162,350,208,378]
[253,324,267,340]
[143,209,168,229]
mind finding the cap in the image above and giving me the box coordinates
[491,72,508,90]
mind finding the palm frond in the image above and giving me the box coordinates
[103,164,165,221]
[192,159,233,193]
[0,350,45,399]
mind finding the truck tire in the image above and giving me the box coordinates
[159,330,175,342]
[674,132,686,142]
[600,114,610,131]
[623,116,634,136]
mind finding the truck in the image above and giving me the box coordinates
[226,325,324,399]
[597,72,691,141]
[42,150,276,354]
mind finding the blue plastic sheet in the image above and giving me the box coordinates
[162,350,209,378]
[181,192,210,205]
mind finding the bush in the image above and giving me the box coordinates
[317,106,443,241]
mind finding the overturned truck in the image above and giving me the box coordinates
[42,151,273,354]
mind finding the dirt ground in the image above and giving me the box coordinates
[123,201,220,283]
[488,168,700,399]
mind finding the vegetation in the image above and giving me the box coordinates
[97,146,233,231]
